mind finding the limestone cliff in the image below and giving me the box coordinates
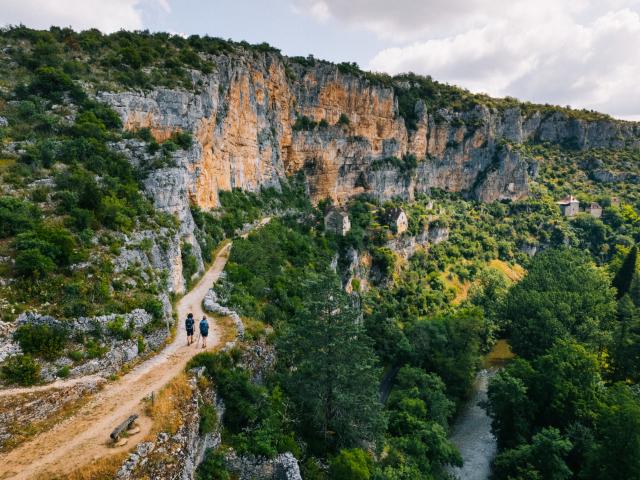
[101,52,640,209]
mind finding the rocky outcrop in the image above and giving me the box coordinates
[111,139,205,294]
[3,310,170,383]
[225,451,302,480]
[203,288,245,340]
[100,54,640,211]
[385,230,431,259]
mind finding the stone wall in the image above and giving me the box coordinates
[0,309,170,385]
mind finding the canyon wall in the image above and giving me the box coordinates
[101,52,640,209]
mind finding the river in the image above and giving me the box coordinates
[446,340,513,480]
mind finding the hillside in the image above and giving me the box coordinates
[1,26,640,480]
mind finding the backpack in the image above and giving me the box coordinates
[199,319,209,334]
[185,317,194,329]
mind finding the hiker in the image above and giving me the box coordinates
[199,316,209,348]
[185,313,195,346]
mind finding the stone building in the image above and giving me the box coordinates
[324,208,351,236]
[557,195,580,217]
[387,208,409,234]
[586,202,602,219]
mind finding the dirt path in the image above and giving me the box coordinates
[0,220,264,479]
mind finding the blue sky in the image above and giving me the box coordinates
[3,0,640,120]
[141,0,386,65]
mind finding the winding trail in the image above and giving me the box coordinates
[0,219,269,479]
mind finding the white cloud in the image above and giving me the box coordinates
[293,0,640,118]
[0,0,170,33]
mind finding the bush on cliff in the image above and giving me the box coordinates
[0,354,41,386]
[14,323,69,360]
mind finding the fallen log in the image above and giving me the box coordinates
[110,414,138,441]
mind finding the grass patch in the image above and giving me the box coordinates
[52,451,129,480]
[144,372,192,437]
[488,259,525,282]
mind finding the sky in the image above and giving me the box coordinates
[2,0,640,120]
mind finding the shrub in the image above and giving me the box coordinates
[196,449,230,480]
[68,350,83,362]
[0,197,41,238]
[141,297,164,321]
[1,354,41,386]
[170,130,193,149]
[26,66,85,102]
[14,248,55,278]
[56,365,70,378]
[292,115,318,131]
[199,403,218,434]
[85,339,108,359]
[182,242,198,285]
[99,195,134,231]
[107,316,133,340]
[329,449,372,480]
[15,225,77,269]
[338,113,350,126]
[14,323,68,360]
[371,247,395,279]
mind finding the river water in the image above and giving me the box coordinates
[446,340,513,480]
[446,369,497,480]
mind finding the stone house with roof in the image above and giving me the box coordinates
[557,195,580,217]
[324,208,351,236]
[386,207,409,234]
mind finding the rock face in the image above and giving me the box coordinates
[101,54,640,209]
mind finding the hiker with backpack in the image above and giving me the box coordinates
[199,316,209,349]
[185,313,195,346]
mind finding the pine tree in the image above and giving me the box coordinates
[613,245,638,299]
[277,273,385,454]
[611,294,640,383]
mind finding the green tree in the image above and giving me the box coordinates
[584,384,640,480]
[278,274,385,453]
[613,245,638,299]
[330,449,372,480]
[531,341,603,430]
[611,295,640,382]
[487,360,536,449]
[384,366,461,476]
[503,248,616,358]
[467,266,510,347]
[492,428,572,480]
[408,308,483,403]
